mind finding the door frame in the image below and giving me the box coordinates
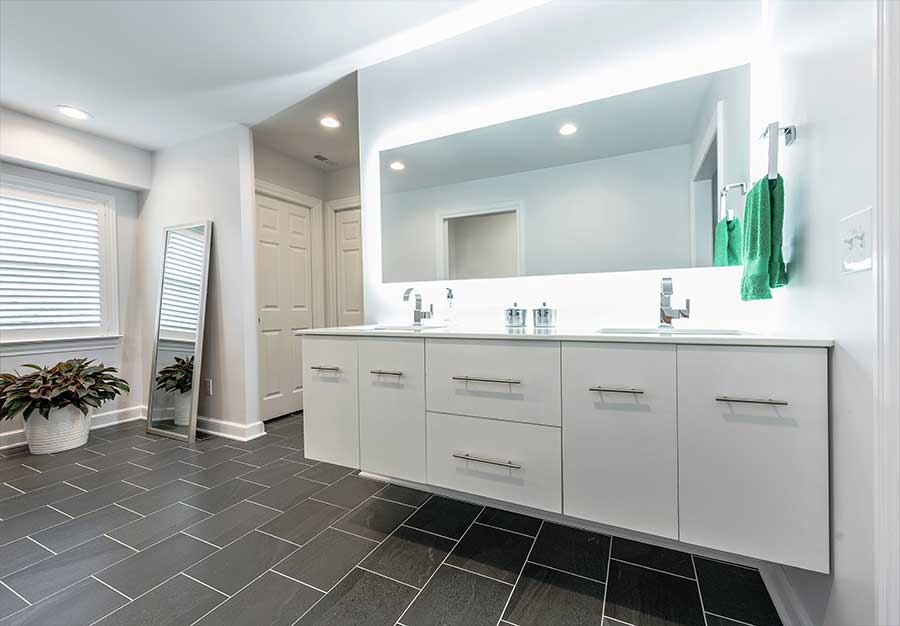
[325,195,362,327]
[688,100,725,267]
[434,200,525,280]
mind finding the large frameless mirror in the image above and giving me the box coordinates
[146,221,212,441]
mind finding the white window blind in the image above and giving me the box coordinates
[0,177,117,341]
[159,230,204,336]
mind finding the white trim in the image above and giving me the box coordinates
[324,195,362,327]
[195,415,266,442]
[688,101,723,267]
[0,335,122,356]
[433,201,525,280]
[875,1,900,624]
[0,404,145,450]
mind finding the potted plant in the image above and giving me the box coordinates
[0,359,130,455]
[155,355,193,426]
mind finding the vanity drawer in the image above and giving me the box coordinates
[425,339,561,426]
[359,337,426,483]
[677,345,829,573]
[426,412,561,512]
[302,336,359,468]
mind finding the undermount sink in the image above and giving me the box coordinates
[598,327,749,336]
[371,324,447,331]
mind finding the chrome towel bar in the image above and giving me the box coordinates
[716,396,788,406]
[452,376,521,385]
[452,452,521,470]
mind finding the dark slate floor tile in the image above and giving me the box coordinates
[277,435,304,451]
[95,532,217,599]
[108,502,210,550]
[0,584,26,621]
[447,523,532,584]
[605,559,706,626]
[234,444,294,468]
[133,446,202,470]
[530,522,610,582]
[0,506,69,545]
[182,478,266,514]
[504,562,605,626]
[0,577,128,626]
[333,497,412,541]
[130,436,184,454]
[182,436,231,452]
[275,528,377,592]
[0,482,80,520]
[194,570,322,626]
[116,479,206,516]
[611,536,695,579]
[0,484,18,501]
[185,530,297,595]
[53,480,144,517]
[127,461,200,489]
[189,445,247,469]
[93,574,226,626]
[86,436,154,455]
[77,447,154,471]
[376,483,431,508]
[282,450,315,465]
[4,536,134,603]
[259,498,346,545]
[31,504,139,553]
[705,614,756,626]
[694,557,783,626]
[477,507,542,537]
[17,448,102,471]
[0,464,38,485]
[184,500,279,547]
[312,475,385,509]
[87,424,147,441]
[183,460,254,488]
[228,435,286,452]
[239,459,305,486]
[362,524,453,589]
[401,564,510,626]
[7,463,94,492]
[298,462,354,484]
[406,496,482,540]
[248,475,326,511]
[68,462,148,492]
[0,538,53,579]
[296,567,417,626]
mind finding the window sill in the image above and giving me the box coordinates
[0,335,123,356]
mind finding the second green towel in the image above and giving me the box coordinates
[714,216,743,267]
[741,175,788,300]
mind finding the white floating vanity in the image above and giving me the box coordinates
[300,327,832,574]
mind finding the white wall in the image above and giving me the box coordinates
[0,161,144,447]
[0,108,152,190]
[324,164,360,201]
[139,125,261,439]
[448,210,517,280]
[358,1,878,623]
[381,144,691,282]
[253,142,324,199]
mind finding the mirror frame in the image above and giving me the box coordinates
[145,220,213,442]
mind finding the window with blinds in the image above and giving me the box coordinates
[159,229,204,338]
[0,176,117,341]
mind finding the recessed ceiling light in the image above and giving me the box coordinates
[56,105,92,120]
[558,123,577,136]
[319,116,342,128]
[389,161,405,171]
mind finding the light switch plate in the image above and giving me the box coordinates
[839,207,873,273]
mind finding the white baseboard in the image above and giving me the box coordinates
[0,404,146,451]
[196,415,266,442]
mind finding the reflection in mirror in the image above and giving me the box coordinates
[380,64,750,283]
[147,222,212,441]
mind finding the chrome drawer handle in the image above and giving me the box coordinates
[452,452,521,470]
[370,370,403,376]
[451,376,521,385]
[310,366,340,372]
[716,396,788,406]
[589,386,644,395]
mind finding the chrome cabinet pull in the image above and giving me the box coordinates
[451,376,521,385]
[370,370,403,376]
[589,386,644,394]
[715,396,788,406]
[310,366,340,372]
[452,452,521,470]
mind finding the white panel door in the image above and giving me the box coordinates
[335,209,363,326]
[257,192,314,420]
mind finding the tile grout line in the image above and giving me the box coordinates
[0,579,31,606]
[601,535,614,623]
[443,561,515,587]
[255,528,302,547]
[326,525,377,543]
[103,534,139,552]
[527,558,608,585]
[400,523,457,542]
[473,520,536,539]
[609,556,698,581]
[357,565,421,590]
[179,531,221,549]
[63,481,88,492]
[25,535,57,555]
[91,574,132,601]
[705,611,758,626]
[692,554,711,626]
[45,504,73,519]
[3,482,25,494]
[268,568,328,594]
[181,572,231,598]
[493,519,544,626]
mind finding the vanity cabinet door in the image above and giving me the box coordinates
[677,345,829,573]
[302,336,359,468]
[562,342,678,539]
[358,337,426,483]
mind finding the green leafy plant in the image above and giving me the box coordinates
[0,359,130,421]
[155,355,194,394]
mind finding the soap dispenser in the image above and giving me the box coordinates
[444,288,455,324]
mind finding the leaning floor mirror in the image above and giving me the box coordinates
[146,221,213,442]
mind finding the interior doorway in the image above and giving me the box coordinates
[325,196,364,327]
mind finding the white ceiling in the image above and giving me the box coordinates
[252,72,359,171]
[0,0,543,150]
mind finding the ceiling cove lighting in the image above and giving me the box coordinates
[319,116,343,128]
[56,105,92,120]
[389,161,406,171]
[558,122,578,136]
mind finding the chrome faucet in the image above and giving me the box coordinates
[403,288,433,326]
[659,277,690,329]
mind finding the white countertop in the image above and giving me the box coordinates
[300,325,833,348]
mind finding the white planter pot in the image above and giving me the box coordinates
[24,405,91,455]
[173,391,192,427]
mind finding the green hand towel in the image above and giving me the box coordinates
[714,217,743,267]
[741,175,788,300]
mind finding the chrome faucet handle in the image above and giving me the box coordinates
[660,277,673,296]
